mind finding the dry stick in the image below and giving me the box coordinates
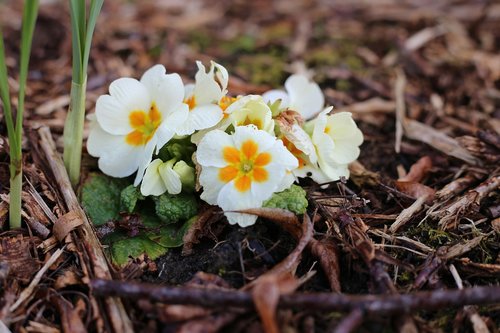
[394,68,406,154]
[36,127,133,333]
[90,279,500,315]
[331,308,364,333]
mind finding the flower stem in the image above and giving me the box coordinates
[63,78,87,187]
[8,157,22,229]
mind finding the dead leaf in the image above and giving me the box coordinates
[398,156,433,183]
[395,181,435,203]
[182,206,219,256]
[309,238,341,292]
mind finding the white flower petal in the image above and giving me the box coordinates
[194,61,223,104]
[232,125,276,153]
[330,140,361,164]
[250,163,287,200]
[319,162,350,182]
[283,124,317,164]
[224,95,262,115]
[108,77,151,111]
[176,104,223,136]
[184,83,195,99]
[158,162,182,195]
[286,74,324,119]
[140,65,185,117]
[133,137,157,186]
[141,159,168,196]
[327,112,364,145]
[97,144,142,178]
[197,130,233,167]
[262,89,290,109]
[199,166,226,205]
[96,78,151,135]
[217,182,261,227]
[276,171,297,192]
[87,121,123,158]
[156,103,189,149]
[212,61,229,94]
[95,95,132,135]
[266,140,299,171]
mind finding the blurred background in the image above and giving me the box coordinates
[0,0,499,174]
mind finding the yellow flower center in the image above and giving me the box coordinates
[240,116,263,129]
[125,102,162,146]
[218,140,272,192]
[219,96,237,118]
[184,95,197,111]
[324,126,331,134]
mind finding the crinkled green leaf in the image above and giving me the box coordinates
[81,173,129,225]
[263,185,308,215]
[153,193,198,224]
[120,184,144,213]
[110,234,167,266]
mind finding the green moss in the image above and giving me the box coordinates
[222,35,256,53]
[235,52,286,86]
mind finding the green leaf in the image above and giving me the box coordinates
[110,234,167,266]
[0,30,16,154]
[82,0,103,75]
[146,215,196,248]
[81,173,129,225]
[120,185,144,213]
[153,193,198,224]
[69,0,83,82]
[263,185,308,215]
[17,0,39,136]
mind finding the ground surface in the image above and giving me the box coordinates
[0,0,499,332]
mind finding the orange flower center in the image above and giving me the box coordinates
[219,96,237,118]
[218,140,272,192]
[125,103,162,146]
[281,137,307,169]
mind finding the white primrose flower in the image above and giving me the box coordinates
[88,65,189,185]
[226,95,275,134]
[190,95,273,144]
[176,61,231,136]
[197,125,298,227]
[310,108,363,181]
[140,159,195,196]
[262,74,324,120]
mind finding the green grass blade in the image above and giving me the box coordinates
[69,0,84,82]
[82,0,103,75]
[16,0,39,136]
[0,30,16,152]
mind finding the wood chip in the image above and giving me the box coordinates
[404,119,481,165]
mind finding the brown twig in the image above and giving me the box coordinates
[90,279,500,315]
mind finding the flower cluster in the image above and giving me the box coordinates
[88,62,363,227]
